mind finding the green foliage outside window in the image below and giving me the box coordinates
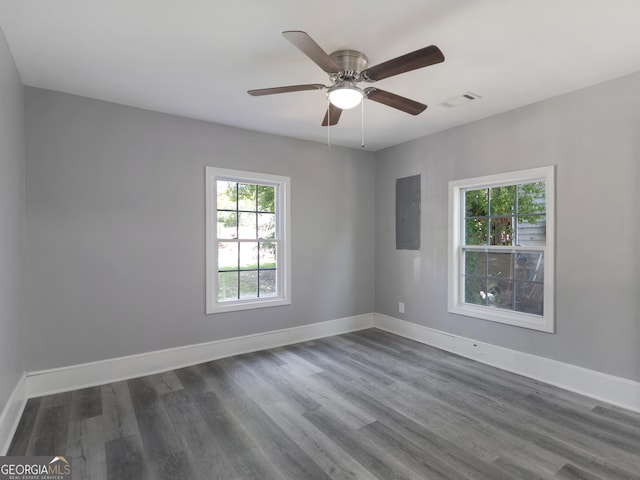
[465,182,545,246]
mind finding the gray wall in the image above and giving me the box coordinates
[375,71,640,382]
[0,28,26,410]
[25,88,376,371]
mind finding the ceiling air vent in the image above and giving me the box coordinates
[440,92,481,108]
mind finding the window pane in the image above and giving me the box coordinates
[258,185,275,213]
[516,282,544,315]
[489,278,514,310]
[218,271,238,302]
[517,215,546,246]
[490,218,514,246]
[240,242,258,270]
[518,182,546,214]
[515,252,544,282]
[217,181,237,210]
[464,276,487,306]
[259,270,277,297]
[237,183,257,211]
[218,242,238,270]
[488,252,512,279]
[465,189,488,217]
[465,251,486,277]
[465,219,488,245]
[217,212,237,239]
[489,185,515,216]
[258,213,276,239]
[259,242,277,268]
[239,271,258,299]
[238,212,257,239]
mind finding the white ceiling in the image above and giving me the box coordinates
[1,0,640,151]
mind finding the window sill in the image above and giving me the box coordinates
[448,303,554,333]
[207,297,291,315]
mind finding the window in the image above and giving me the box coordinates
[448,166,555,332]
[206,167,291,314]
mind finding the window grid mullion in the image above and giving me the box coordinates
[255,185,261,298]
[236,184,240,299]
[486,188,491,246]
[484,250,489,306]
[513,186,519,308]
[462,245,545,253]
[514,185,519,246]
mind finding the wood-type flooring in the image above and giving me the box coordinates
[8,328,640,479]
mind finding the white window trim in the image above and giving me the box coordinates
[448,166,555,333]
[206,166,291,314]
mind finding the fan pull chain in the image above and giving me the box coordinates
[327,97,331,147]
[361,97,365,148]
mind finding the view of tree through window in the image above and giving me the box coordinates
[216,180,278,302]
[463,182,546,315]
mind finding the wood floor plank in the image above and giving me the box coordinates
[554,463,604,480]
[70,386,103,421]
[215,358,336,480]
[303,407,424,480]
[28,404,70,455]
[101,381,142,443]
[360,420,469,480]
[261,401,378,480]
[66,415,107,480]
[184,373,284,480]
[492,456,551,480]
[127,377,196,480]
[212,356,291,408]
[39,391,72,409]
[270,346,324,376]
[147,370,185,395]
[161,389,241,480]
[591,404,640,431]
[286,344,357,384]
[7,328,640,480]
[105,435,151,480]
[228,351,322,413]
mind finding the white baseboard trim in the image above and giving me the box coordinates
[374,313,640,413]
[26,313,375,399]
[0,374,27,455]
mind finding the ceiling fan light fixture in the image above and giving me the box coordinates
[328,82,363,110]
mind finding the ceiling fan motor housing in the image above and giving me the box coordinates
[329,49,369,80]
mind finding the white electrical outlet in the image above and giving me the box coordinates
[398,302,405,314]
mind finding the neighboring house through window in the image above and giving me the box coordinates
[206,167,291,314]
[448,166,555,332]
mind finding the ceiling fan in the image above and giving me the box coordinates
[248,30,445,126]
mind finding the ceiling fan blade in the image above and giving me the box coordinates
[364,88,427,115]
[282,30,341,74]
[248,84,325,96]
[362,45,444,82]
[322,103,342,126]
